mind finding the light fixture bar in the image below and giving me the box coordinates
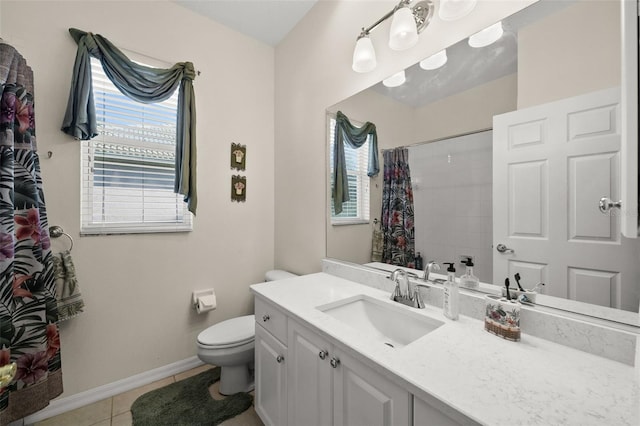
[361,6,399,37]
[352,0,434,72]
[360,0,433,36]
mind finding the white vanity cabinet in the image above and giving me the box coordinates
[254,298,288,426]
[255,295,471,426]
[287,319,411,426]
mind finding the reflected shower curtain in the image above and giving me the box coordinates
[381,148,415,267]
[0,42,62,425]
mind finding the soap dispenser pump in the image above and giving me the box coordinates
[460,259,479,289]
[443,262,459,320]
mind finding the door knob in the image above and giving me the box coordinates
[496,244,514,254]
[599,197,622,214]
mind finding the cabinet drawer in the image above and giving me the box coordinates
[255,297,287,344]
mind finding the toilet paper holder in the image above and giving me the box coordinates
[192,289,217,313]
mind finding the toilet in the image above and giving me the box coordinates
[196,269,297,395]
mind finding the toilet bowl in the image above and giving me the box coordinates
[196,270,297,395]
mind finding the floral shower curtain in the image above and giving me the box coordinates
[381,148,415,267]
[0,42,62,425]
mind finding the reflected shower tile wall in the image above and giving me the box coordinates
[409,131,493,283]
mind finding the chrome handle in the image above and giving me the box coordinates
[496,244,514,254]
[599,197,622,213]
[276,355,284,363]
[330,357,340,368]
[262,314,270,322]
[318,350,329,360]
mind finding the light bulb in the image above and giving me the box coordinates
[352,35,377,73]
[419,49,447,70]
[389,5,418,51]
[382,70,406,88]
[438,0,477,21]
[468,21,503,48]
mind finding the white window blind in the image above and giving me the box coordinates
[80,57,192,234]
[328,116,371,224]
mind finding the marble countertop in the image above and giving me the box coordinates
[251,272,639,426]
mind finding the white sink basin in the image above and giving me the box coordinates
[317,295,444,348]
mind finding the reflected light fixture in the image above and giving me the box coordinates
[468,21,504,48]
[438,0,477,21]
[382,70,406,87]
[352,0,434,72]
[419,49,447,70]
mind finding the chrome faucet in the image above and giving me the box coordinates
[389,268,429,309]
[423,260,441,282]
[389,268,412,300]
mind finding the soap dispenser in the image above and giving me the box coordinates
[443,262,459,320]
[460,259,479,289]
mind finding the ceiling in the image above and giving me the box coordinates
[173,0,318,46]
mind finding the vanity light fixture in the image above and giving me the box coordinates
[419,49,447,70]
[468,21,504,48]
[352,0,434,72]
[438,0,477,21]
[383,70,406,87]
[389,2,420,50]
[352,33,377,73]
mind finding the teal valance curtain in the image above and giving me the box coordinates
[332,111,379,214]
[60,28,198,214]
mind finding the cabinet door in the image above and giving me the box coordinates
[287,321,333,426]
[332,349,410,426]
[255,324,287,426]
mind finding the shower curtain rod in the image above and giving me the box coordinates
[380,126,492,152]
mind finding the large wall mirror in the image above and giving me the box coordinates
[326,0,640,327]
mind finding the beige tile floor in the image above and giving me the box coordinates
[34,365,263,426]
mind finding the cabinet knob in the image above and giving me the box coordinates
[330,357,340,368]
[262,314,270,322]
[276,355,284,363]
[318,350,329,360]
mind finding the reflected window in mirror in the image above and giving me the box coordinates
[328,115,371,224]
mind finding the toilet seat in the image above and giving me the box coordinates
[197,314,255,349]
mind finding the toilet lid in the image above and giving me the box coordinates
[197,315,255,348]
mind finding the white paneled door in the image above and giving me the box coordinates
[493,88,640,311]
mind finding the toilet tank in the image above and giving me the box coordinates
[265,270,297,282]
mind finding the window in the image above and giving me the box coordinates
[328,116,371,224]
[80,57,192,234]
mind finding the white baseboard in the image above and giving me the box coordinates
[22,356,204,425]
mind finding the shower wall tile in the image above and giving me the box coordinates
[410,131,493,283]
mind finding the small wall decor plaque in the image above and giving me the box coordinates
[231,143,246,170]
[231,175,247,202]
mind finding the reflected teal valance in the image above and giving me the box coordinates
[332,111,379,215]
[61,28,198,214]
